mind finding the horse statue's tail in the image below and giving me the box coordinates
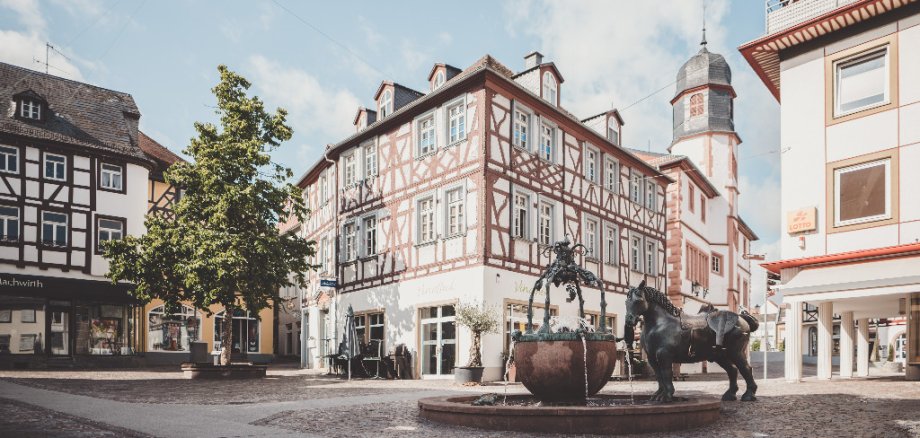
[739,310,759,333]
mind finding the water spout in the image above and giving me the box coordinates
[502,339,516,406]
[581,332,589,400]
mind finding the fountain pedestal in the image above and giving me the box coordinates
[513,333,616,402]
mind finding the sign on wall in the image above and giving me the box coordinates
[319,279,338,288]
[787,207,817,234]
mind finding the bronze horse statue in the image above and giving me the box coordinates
[624,280,759,402]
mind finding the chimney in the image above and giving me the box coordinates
[524,51,544,69]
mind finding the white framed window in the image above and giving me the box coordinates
[629,170,643,204]
[711,253,722,274]
[447,101,466,144]
[538,201,554,245]
[539,122,555,162]
[417,196,435,243]
[320,237,330,273]
[607,118,619,145]
[343,222,357,261]
[19,99,41,119]
[319,175,328,204]
[42,211,67,247]
[604,224,618,265]
[364,142,377,178]
[513,109,530,150]
[445,187,464,237]
[644,237,657,276]
[583,217,598,259]
[379,89,392,118]
[834,158,891,227]
[44,153,66,181]
[363,215,377,256]
[542,71,557,105]
[645,180,657,211]
[434,71,446,89]
[512,192,529,239]
[629,233,643,272]
[834,46,889,117]
[100,163,123,190]
[302,187,311,211]
[584,145,598,184]
[417,114,436,156]
[605,157,618,192]
[0,146,18,174]
[343,152,357,186]
[97,218,124,242]
[0,206,19,242]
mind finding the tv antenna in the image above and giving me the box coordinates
[33,42,72,75]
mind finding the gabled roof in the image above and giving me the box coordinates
[736,215,759,241]
[0,62,149,163]
[372,81,425,101]
[427,63,462,81]
[139,131,182,179]
[581,108,625,126]
[352,107,377,125]
[638,152,721,199]
[512,62,565,84]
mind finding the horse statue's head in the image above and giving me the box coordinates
[624,280,648,325]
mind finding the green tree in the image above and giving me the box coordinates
[104,65,314,365]
[455,303,500,368]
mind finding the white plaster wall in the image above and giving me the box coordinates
[779,50,827,259]
[826,110,898,163]
[901,143,920,224]
[899,23,920,106]
[91,163,148,277]
[826,224,899,253]
[900,102,920,146]
[670,136,705,173]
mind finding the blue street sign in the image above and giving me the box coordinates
[320,279,338,288]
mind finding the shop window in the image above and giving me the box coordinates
[19,334,38,352]
[147,305,200,352]
[213,309,259,354]
[0,335,9,353]
[585,312,616,336]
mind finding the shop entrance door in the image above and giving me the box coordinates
[49,309,70,356]
[420,305,456,378]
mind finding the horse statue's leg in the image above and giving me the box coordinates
[732,348,758,401]
[714,357,739,401]
[654,351,676,402]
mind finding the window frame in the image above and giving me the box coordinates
[645,180,657,211]
[538,121,556,163]
[832,157,893,228]
[583,216,599,260]
[416,195,436,244]
[644,237,658,276]
[363,141,377,179]
[538,200,554,246]
[629,169,643,205]
[629,232,644,273]
[434,71,446,89]
[379,89,392,118]
[44,153,67,182]
[607,118,619,145]
[445,97,467,145]
[833,46,890,118]
[343,221,357,261]
[584,143,599,184]
[444,185,465,238]
[416,112,437,157]
[41,210,68,247]
[95,215,126,254]
[512,105,532,151]
[0,145,19,174]
[362,214,377,257]
[711,252,723,276]
[604,157,619,193]
[342,150,357,187]
[19,99,41,120]
[825,34,899,125]
[0,205,20,243]
[99,162,125,193]
[689,93,704,117]
[542,71,557,106]
[512,190,530,240]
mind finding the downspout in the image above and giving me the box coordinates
[324,145,340,357]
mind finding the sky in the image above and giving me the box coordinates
[0,0,782,306]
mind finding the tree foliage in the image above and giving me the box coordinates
[104,65,314,363]
[455,303,500,368]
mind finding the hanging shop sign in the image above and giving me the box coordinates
[320,279,338,288]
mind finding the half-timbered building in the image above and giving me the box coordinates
[0,62,149,364]
[293,53,669,380]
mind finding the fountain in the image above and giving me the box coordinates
[418,238,721,435]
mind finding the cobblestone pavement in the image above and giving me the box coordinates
[1,365,918,437]
[0,397,153,438]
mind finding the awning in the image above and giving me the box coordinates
[780,255,920,297]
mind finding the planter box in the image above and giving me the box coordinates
[180,362,266,379]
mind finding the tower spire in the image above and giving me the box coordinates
[701,2,707,47]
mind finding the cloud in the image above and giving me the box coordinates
[247,55,360,145]
[0,0,85,80]
[399,39,428,73]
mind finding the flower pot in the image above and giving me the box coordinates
[454,366,485,384]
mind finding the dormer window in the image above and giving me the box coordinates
[607,118,619,145]
[379,90,392,118]
[19,99,41,120]
[542,72,557,106]
[434,71,445,89]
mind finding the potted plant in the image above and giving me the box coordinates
[454,302,500,384]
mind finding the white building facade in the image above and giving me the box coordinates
[293,54,669,380]
[741,0,920,381]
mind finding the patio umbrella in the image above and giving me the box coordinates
[343,305,360,380]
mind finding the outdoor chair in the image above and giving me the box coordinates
[364,339,384,379]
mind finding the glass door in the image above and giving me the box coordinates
[49,309,69,356]
[421,305,456,377]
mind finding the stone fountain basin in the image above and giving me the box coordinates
[513,334,616,401]
[418,394,721,435]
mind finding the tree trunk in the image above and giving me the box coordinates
[469,331,482,367]
[220,305,234,366]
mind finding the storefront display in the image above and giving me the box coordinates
[147,305,200,352]
[213,309,259,354]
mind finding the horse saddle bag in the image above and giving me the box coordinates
[706,311,739,347]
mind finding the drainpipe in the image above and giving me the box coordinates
[324,145,340,365]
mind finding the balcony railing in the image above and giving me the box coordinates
[765,0,860,34]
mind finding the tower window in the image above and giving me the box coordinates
[689,93,704,117]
